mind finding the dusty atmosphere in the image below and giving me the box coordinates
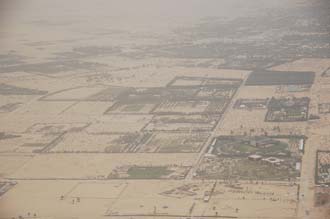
[0,0,330,219]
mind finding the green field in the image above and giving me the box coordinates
[214,137,293,156]
[127,166,173,179]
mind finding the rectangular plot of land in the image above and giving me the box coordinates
[234,98,269,110]
[0,83,47,95]
[0,133,59,153]
[105,102,157,114]
[169,77,203,87]
[210,135,303,157]
[42,86,106,101]
[9,153,196,179]
[322,67,330,77]
[195,87,236,99]
[265,97,310,122]
[143,115,219,132]
[15,101,75,115]
[50,132,122,153]
[87,115,153,133]
[88,86,133,101]
[50,132,151,153]
[316,151,330,185]
[25,122,88,134]
[108,165,191,179]
[107,181,297,218]
[67,182,127,199]
[0,102,22,113]
[245,70,315,86]
[0,182,16,197]
[198,134,303,181]
[168,76,242,88]
[142,132,209,153]
[319,103,330,114]
[196,156,300,181]
[64,101,115,115]
[0,155,33,178]
[152,100,226,115]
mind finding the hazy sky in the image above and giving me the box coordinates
[3,0,303,21]
[0,0,310,38]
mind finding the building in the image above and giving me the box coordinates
[248,154,263,161]
[262,157,284,166]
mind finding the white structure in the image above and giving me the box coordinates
[299,138,305,151]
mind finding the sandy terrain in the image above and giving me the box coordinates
[0,0,329,217]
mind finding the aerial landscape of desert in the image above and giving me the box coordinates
[0,0,329,218]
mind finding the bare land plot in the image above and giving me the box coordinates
[0,180,297,219]
[8,153,196,180]
[40,86,106,101]
[87,115,153,133]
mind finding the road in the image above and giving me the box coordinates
[186,74,249,180]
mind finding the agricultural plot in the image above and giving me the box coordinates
[196,156,300,181]
[108,165,190,179]
[26,123,89,135]
[0,123,89,153]
[105,102,157,114]
[86,115,153,133]
[0,182,16,197]
[40,86,106,101]
[234,98,269,110]
[0,132,60,153]
[143,115,219,132]
[8,153,196,180]
[117,87,200,103]
[0,53,26,66]
[166,77,240,105]
[0,102,22,113]
[40,128,208,154]
[141,132,209,153]
[15,101,75,115]
[49,132,152,153]
[167,76,242,88]
[0,83,47,96]
[315,187,330,207]
[265,97,310,122]
[41,86,131,102]
[100,77,240,139]
[210,135,303,157]
[0,95,35,114]
[63,101,115,115]
[316,151,330,185]
[87,86,133,102]
[20,123,90,153]
[245,70,315,86]
[195,135,304,181]
[195,87,236,99]
[318,103,330,114]
[152,100,226,115]
[321,67,330,77]
[276,85,311,93]
[0,60,107,74]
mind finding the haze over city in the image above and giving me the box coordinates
[0,0,329,219]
